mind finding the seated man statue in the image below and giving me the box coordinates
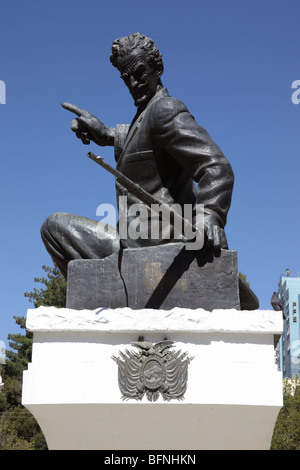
[41,33,234,279]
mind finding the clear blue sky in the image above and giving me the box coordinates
[1,0,300,350]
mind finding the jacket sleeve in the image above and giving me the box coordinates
[114,124,130,162]
[150,97,234,228]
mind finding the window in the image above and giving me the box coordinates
[293,316,297,323]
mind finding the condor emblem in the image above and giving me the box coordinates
[112,340,192,402]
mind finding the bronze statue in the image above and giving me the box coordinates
[41,33,234,278]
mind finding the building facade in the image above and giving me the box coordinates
[278,270,300,378]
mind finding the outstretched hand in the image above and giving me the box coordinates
[61,102,115,146]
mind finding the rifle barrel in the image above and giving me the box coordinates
[87,152,160,206]
[87,151,197,235]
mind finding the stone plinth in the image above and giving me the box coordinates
[22,307,282,450]
[66,244,259,311]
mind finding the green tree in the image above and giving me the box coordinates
[4,317,33,379]
[24,264,67,308]
[0,264,66,450]
[238,272,250,287]
[271,378,300,450]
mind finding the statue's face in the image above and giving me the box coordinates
[117,49,161,109]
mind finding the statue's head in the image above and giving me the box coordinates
[110,33,164,109]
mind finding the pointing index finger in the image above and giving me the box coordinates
[61,102,85,117]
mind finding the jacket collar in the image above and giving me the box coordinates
[135,87,170,118]
[129,87,169,134]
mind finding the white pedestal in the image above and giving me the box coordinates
[22,307,283,450]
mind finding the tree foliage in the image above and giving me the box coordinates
[4,317,33,379]
[238,272,250,287]
[24,264,67,308]
[0,264,66,450]
[271,378,300,450]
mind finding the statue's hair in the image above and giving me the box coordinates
[110,32,164,74]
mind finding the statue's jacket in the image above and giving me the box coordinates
[114,87,234,248]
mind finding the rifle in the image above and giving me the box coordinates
[87,152,162,208]
[87,152,203,247]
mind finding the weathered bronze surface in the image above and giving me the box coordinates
[41,32,234,276]
[66,244,245,310]
[41,33,259,311]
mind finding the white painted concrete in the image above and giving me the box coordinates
[22,307,283,450]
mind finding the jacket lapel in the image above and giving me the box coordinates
[118,88,170,158]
